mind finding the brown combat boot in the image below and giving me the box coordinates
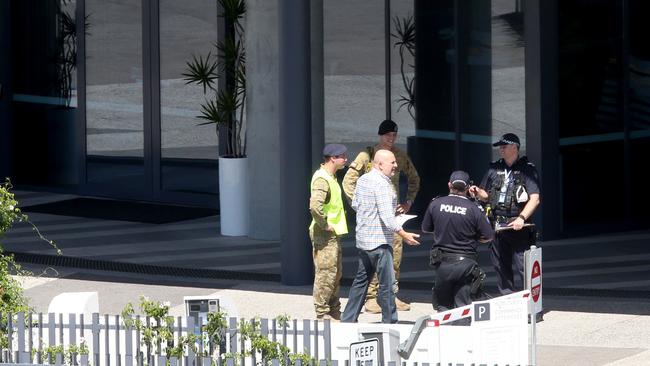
[395,297,411,311]
[329,309,342,321]
[316,314,340,323]
[364,298,382,314]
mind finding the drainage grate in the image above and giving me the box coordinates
[8,252,280,282]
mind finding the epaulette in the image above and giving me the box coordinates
[489,159,503,168]
[519,156,535,167]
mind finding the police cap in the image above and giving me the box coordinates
[322,143,347,157]
[449,170,470,190]
[493,133,520,147]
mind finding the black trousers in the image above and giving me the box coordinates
[491,228,533,295]
[432,257,477,313]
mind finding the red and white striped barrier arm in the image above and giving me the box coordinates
[426,290,532,327]
[427,304,473,326]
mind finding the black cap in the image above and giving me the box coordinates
[378,119,398,135]
[322,143,347,157]
[493,133,520,147]
[449,170,470,190]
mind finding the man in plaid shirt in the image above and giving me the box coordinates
[341,149,420,324]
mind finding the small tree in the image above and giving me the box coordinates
[184,0,247,158]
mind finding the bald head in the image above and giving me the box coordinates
[374,149,397,177]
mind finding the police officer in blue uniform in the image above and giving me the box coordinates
[469,133,541,295]
[422,171,494,314]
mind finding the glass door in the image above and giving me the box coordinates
[84,0,147,198]
[82,0,220,206]
[158,0,219,198]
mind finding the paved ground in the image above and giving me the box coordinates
[4,190,650,365]
[13,267,650,366]
[6,191,650,294]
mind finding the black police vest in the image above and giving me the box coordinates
[488,169,525,218]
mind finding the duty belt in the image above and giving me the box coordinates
[439,252,478,262]
[430,247,478,267]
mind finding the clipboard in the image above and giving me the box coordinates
[495,222,535,232]
[396,214,417,227]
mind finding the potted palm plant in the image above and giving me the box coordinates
[184,0,248,236]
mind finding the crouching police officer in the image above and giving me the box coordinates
[469,133,541,295]
[422,171,494,317]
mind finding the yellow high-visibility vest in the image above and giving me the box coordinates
[310,168,348,235]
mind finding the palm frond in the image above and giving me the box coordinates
[391,15,415,49]
[183,53,219,93]
[219,0,246,24]
[197,98,223,125]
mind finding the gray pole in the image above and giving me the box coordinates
[384,0,391,121]
[524,0,559,239]
[279,0,313,285]
[311,0,324,169]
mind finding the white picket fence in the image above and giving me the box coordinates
[0,312,333,366]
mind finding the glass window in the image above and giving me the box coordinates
[159,0,219,195]
[390,0,416,144]
[461,0,526,176]
[85,0,145,188]
[558,0,624,230]
[413,0,456,135]
[629,0,650,222]
[324,0,386,158]
[10,0,79,186]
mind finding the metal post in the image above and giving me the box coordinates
[385,0,391,120]
[279,0,313,285]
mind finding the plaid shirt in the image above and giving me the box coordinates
[352,169,402,250]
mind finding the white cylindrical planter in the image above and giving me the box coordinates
[219,156,250,236]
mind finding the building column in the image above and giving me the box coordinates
[247,0,281,240]
[525,0,560,239]
[311,0,324,168]
[279,0,312,285]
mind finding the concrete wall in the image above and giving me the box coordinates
[246,0,281,240]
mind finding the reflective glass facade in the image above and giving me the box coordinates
[558,0,650,234]
[2,0,649,238]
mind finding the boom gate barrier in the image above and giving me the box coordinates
[392,290,536,365]
[334,247,544,365]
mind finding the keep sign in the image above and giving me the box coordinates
[350,338,379,365]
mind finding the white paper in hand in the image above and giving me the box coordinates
[395,214,417,227]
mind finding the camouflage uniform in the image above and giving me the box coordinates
[342,146,420,300]
[310,170,344,317]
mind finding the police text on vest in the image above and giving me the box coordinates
[440,204,467,215]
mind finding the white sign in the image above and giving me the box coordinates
[350,338,379,365]
[471,295,529,365]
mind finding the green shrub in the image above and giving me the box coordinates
[1,178,59,350]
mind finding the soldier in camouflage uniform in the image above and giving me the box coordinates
[342,120,420,313]
[310,143,349,321]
